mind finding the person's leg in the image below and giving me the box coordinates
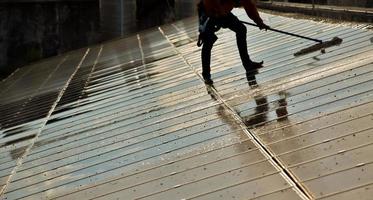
[201,20,218,84]
[201,34,216,81]
[222,14,263,72]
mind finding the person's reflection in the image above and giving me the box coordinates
[246,69,259,88]
[244,70,267,127]
[244,71,289,127]
[276,91,289,122]
[204,71,290,129]
[205,84,217,101]
[244,94,269,127]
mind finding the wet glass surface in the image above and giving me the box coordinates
[1,8,373,200]
[163,9,373,200]
[0,10,302,199]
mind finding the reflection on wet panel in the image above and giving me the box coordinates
[1,13,302,199]
[1,8,372,200]
[169,8,373,200]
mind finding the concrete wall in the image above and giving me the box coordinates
[99,0,198,38]
[258,1,373,23]
[273,0,373,7]
[327,0,373,7]
[0,1,101,79]
[0,0,199,80]
[99,0,137,38]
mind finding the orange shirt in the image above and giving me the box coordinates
[203,0,263,24]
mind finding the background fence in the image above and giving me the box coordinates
[260,0,373,8]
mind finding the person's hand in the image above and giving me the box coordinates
[257,22,270,31]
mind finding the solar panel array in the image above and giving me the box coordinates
[0,9,372,200]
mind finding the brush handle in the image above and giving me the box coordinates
[240,20,323,43]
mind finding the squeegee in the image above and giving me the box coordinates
[240,21,343,56]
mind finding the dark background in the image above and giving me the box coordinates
[268,0,373,7]
[0,0,371,80]
[0,0,198,80]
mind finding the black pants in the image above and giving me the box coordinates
[201,13,251,79]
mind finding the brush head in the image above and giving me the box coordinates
[294,37,343,56]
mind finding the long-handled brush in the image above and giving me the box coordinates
[240,21,343,56]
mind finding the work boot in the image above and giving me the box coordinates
[245,61,264,72]
[202,73,214,85]
[204,79,213,85]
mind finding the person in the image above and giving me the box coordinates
[197,0,270,84]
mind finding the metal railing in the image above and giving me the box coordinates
[261,0,373,8]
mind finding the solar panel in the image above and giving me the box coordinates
[0,9,373,199]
